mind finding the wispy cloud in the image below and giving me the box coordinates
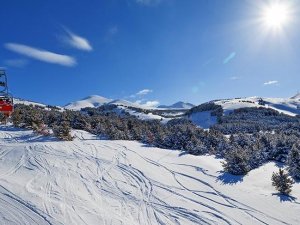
[129,89,153,98]
[264,80,279,86]
[62,27,92,51]
[230,76,241,80]
[136,89,153,96]
[223,52,236,64]
[4,43,76,67]
[104,26,119,42]
[4,58,29,68]
[108,26,118,36]
[135,0,162,6]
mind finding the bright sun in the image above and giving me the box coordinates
[263,3,290,29]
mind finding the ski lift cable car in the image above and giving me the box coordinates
[0,69,13,117]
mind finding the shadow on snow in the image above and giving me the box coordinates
[216,171,244,185]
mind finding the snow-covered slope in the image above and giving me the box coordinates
[0,125,299,225]
[214,97,300,116]
[108,99,142,108]
[65,95,112,110]
[158,101,195,109]
[14,97,64,111]
[291,93,300,100]
[13,97,47,108]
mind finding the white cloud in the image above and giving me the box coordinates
[264,80,279,86]
[141,101,160,108]
[127,89,153,100]
[136,89,153,96]
[4,58,29,68]
[62,27,92,51]
[4,43,76,67]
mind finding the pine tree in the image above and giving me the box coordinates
[272,168,294,195]
[222,147,251,175]
[12,108,22,127]
[52,121,73,141]
[287,143,300,180]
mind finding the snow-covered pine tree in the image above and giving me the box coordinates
[222,147,251,175]
[287,142,300,180]
[12,108,22,127]
[272,168,294,195]
[52,121,73,141]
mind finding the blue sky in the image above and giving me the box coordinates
[1,0,300,106]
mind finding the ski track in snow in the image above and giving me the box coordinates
[0,125,299,224]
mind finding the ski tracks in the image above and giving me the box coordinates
[0,127,298,225]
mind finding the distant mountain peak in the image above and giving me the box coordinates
[158,101,195,109]
[65,95,112,110]
[291,92,300,100]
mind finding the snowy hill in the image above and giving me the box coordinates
[14,95,300,127]
[108,99,142,108]
[13,97,47,108]
[186,96,300,128]
[64,96,147,110]
[291,93,300,100]
[14,97,63,111]
[158,101,195,109]
[0,125,299,225]
[64,95,112,110]
[64,96,182,121]
[214,96,300,116]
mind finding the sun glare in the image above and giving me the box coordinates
[263,3,290,29]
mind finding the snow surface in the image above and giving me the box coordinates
[158,101,195,109]
[214,97,300,116]
[65,95,112,111]
[14,98,46,108]
[0,125,299,224]
[290,93,300,100]
[118,106,171,122]
[64,96,178,122]
[109,99,143,108]
[14,98,64,111]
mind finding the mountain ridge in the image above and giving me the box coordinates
[158,101,195,109]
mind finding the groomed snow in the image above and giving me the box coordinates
[0,126,299,224]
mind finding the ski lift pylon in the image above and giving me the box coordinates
[0,69,13,117]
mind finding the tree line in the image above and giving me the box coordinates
[9,103,300,192]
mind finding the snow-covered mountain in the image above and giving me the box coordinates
[13,97,64,111]
[108,99,142,108]
[214,96,300,116]
[0,125,299,225]
[186,96,300,128]
[158,101,195,109]
[64,95,112,110]
[291,92,300,100]
[64,95,149,111]
[65,95,194,111]
[14,94,300,127]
